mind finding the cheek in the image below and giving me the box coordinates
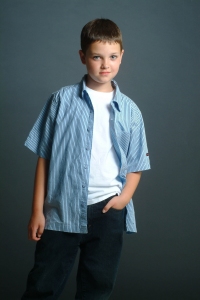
[112,62,121,71]
[87,62,98,71]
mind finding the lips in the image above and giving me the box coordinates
[99,72,110,75]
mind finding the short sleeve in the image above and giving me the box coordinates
[24,93,60,160]
[126,109,150,173]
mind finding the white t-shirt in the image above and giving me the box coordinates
[86,86,122,205]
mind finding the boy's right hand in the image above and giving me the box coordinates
[28,213,45,241]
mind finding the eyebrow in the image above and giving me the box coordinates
[91,52,119,55]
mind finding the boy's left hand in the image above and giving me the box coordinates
[102,172,142,213]
[102,195,127,213]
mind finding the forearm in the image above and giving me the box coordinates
[28,157,49,241]
[119,172,142,205]
[31,157,49,214]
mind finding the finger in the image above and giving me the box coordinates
[36,225,45,238]
[28,226,34,240]
[28,226,40,241]
[102,206,108,213]
[102,200,114,213]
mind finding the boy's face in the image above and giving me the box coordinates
[79,41,124,92]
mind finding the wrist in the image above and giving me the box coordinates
[31,207,44,216]
[117,194,130,206]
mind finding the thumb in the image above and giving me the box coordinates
[102,200,113,214]
[36,224,44,238]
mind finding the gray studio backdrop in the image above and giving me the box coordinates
[0,1,200,299]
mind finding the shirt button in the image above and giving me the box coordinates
[82,185,85,188]
[87,128,89,132]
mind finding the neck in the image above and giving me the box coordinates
[86,75,114,92]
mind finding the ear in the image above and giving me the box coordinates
[120,49,124,64]
[79,50,86,65]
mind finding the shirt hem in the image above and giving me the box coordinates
[45,221,137,234]
[45,221,88,234]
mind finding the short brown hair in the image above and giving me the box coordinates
[80,18,123,54]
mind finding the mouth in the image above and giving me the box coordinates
[99,72,110,75]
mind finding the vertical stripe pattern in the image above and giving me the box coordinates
[24,76,150,233]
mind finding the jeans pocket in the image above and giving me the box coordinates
[110,207,125,212]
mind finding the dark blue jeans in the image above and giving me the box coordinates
[21,195,125,300]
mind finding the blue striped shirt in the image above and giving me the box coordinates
[25,76,150,233]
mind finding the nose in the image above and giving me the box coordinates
[101,59,109,69]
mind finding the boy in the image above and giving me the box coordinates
[22,18,150,299]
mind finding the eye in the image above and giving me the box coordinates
[110,55,117,60]
[93,56,101,60]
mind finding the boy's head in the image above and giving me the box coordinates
[80,18,123,54]
[79,19,124,91]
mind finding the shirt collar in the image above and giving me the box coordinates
[80,75,122,112]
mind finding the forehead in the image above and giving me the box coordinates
[87,41,121,54]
